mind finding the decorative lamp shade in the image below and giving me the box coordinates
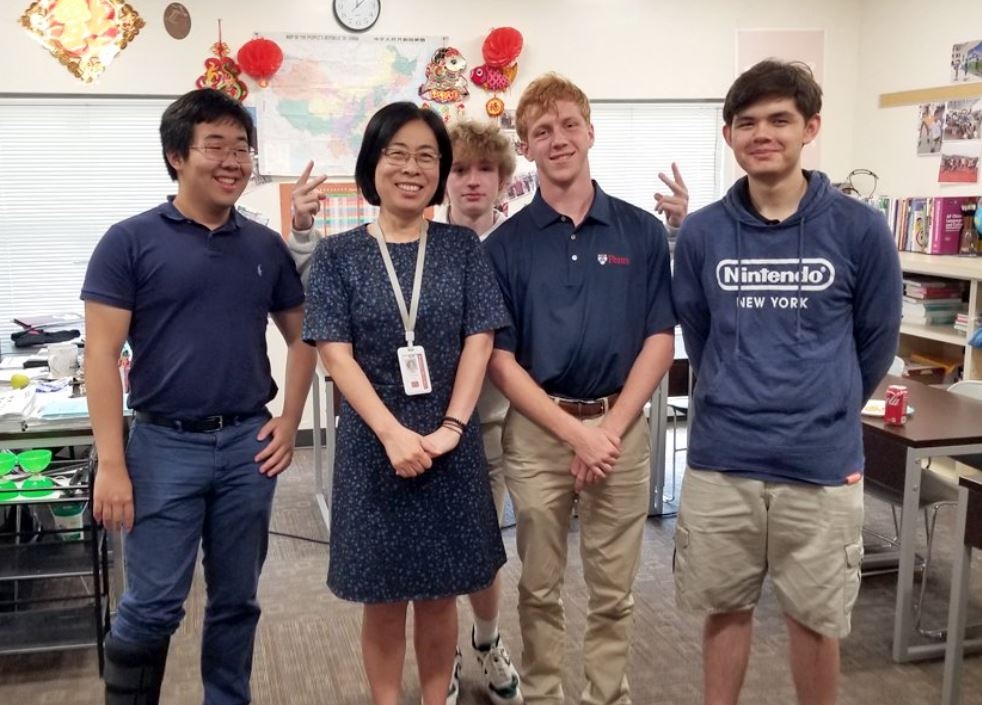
[482,27,523,68]
[237,37,283,87]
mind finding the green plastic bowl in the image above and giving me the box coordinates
[0,452,15,475]
[0,478,18,501]
[17,449,52,473]
[19,475,55,498]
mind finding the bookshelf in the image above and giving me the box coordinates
[898,252,982,380]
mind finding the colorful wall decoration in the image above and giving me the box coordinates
[19,0,145,83]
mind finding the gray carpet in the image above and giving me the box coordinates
[1,445,981,704]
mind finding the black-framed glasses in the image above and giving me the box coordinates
[381,147,440,169]
[190,145,256,164]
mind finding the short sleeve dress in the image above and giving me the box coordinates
[303,221,509,602]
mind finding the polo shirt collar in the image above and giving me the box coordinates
[159,196,242,234]
[527,180,613,228]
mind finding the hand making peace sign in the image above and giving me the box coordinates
[291,160,328,231]
[654,162,689,229]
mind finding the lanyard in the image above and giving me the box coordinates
[371,221,428,347]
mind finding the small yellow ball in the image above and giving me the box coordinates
[10,373,30,390]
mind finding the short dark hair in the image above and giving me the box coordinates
[159,88,255,181]
[723,60,822,125]
[355,102,452,206]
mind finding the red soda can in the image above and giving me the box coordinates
[884,384,909,426]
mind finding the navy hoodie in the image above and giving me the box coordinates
[672,171,902,485]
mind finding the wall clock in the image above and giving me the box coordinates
[333,0,380,33]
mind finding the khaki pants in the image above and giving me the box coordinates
[482,416,508,525]
[503,408,651,705]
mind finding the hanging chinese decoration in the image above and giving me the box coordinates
[196,19,247,101]
[19,0,145,83]
[470,27,523,119]
[237,36,283,88]
[418,46,469,123]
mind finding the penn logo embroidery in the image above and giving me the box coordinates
[597,253,630,266]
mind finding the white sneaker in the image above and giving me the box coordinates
[472,629,523,705]
[446,647,463,705]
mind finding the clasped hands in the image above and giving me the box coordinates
[570,423,621,492]
[381,423,462,478]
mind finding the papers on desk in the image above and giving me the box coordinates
[0,354,47,370]
[35,395,90,419]
[0,387,38,420]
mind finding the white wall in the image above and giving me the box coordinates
[854,0,982,197]
[1,0,865,430]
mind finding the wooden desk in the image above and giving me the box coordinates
[862,376,982,662]
[941,475,982,705]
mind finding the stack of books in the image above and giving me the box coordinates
[954,312,982,334]
[902,276,965,325]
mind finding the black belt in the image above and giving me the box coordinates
[134,411,266,433]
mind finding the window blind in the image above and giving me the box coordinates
[589,101,725,219]
[0,97,175,351]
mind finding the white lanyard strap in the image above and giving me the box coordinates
[371,221,428,347]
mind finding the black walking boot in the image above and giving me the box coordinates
[103,633,170,705]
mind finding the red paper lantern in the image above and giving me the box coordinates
[237,37,283,87]
[482,27,523,69]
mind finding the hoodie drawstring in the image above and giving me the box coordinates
[735,219,742,357]
[796,216,805,339]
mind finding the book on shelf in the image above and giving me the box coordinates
[909,351,963,381]
[954,312,982,332]
[902,295,964,307]
[902,300,963,318]
[884,195,981,254]
[902,311,959,325]
[902,358,949,385]
[904,286,964,299]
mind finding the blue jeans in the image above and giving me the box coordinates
[112,413,276,705]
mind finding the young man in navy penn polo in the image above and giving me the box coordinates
[82,88,316,705]
[484,73,687,705]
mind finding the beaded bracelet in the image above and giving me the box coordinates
[442,415,467,432]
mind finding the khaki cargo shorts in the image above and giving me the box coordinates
[674,468,864,639]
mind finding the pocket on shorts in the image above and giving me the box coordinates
[842,541,864,616]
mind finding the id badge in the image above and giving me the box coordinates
[397,345,432,395]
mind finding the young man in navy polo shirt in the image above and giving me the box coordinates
[484,73,687,705]
[81,88,315,705]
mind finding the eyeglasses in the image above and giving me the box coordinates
[381,148,440,169]
[190,145,256,164]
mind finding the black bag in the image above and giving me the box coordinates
[10,328,80,348]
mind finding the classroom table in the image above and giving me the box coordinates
[862,375,982,663]
[940,474,982,705]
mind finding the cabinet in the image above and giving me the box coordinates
[0,453,110,672]
[898,252,982,381]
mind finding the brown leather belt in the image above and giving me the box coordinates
[552,393,619,419]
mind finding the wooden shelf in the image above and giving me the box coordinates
[898,252,982,281]
[900,322,967,346]
[898,251,982,380]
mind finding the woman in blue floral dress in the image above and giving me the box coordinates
[302,102,508,705]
